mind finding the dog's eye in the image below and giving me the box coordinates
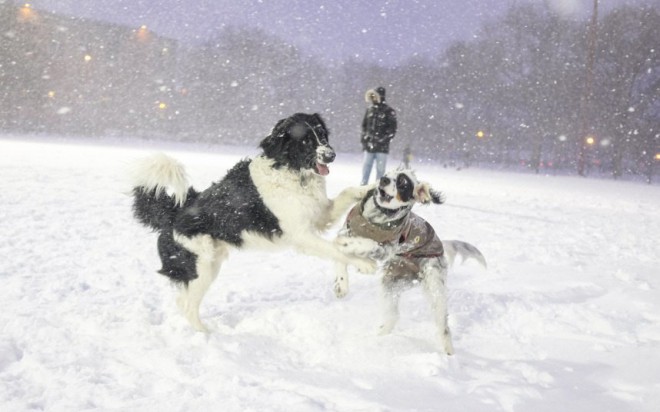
[397,175,410,189]
[396,174,415,201]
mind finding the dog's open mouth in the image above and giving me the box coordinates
[378,188,393,202]
[314,162,330,176]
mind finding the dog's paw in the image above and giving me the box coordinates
[333,276,349,298]
[443,341,455,356]
[353,257,377,274]
[440,331,455,355]
[338,237,382,257]
[378,322,395,336]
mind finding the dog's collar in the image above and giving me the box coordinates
[359,190,411,231]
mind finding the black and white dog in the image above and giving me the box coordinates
[131,113,375,332]
[334,169,486,354]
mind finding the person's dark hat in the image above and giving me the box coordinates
[376,87,386,101]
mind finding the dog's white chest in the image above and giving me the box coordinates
[249,157,329,228]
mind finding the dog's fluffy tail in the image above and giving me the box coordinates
[130,153,196,231]
[443,240,487,269]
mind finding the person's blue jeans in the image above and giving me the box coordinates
[361,152,388,185]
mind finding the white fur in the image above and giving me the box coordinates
[131,153,189,206]
[174,232,227,332]
[333,170,485,354]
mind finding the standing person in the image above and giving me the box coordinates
[360,86,397,185]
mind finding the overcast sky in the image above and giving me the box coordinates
[11,0,659,66]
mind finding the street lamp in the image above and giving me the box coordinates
[19,3,36,22]
[137,25,150,42]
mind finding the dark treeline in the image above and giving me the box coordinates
[1,3,659,182]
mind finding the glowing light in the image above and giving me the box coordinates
[47,90,55,98]
[476,130,485,139]
[158,102,167,110]
[83,54,92,62]
[19,3,36,21]
[136,25,150,41]
[558,135,567,142]
[585,136,595,145]
[655,153,660,161]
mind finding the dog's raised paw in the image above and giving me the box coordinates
[378,322,395,336]
[339,237,382,257]
[353,257,377,274]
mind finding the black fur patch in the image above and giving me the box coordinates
[396,173,415,202]
[132,186,199,231]
[173,159,282,246]
[157,228,198,285]
[259,113,330,171]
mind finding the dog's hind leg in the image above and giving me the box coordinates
[175,233,227,332]
[421,259,454,355]
[378,275,402,335]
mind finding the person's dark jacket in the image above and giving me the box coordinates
[361,88,397,154]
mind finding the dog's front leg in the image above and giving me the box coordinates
[325,185,374,227]
[335,236,384,260]
[332,235,383,299]
[333,262,350,298]
[292,234,376,273]
[379,276,401,335]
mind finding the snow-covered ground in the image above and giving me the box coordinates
[1,137,659,412]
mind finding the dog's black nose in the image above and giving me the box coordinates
[323,150,336,163]
[379,176,390,186]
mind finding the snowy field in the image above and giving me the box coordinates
[1,137,659,412]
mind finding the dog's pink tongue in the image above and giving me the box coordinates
[317,163,329,176]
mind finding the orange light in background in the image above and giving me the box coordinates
[83,54,92,63]
[158,102,167,110]
[137,25,150,41]
[585,136,596,145]
[655,153,660,161]
[476,130,485,139]
[19,3,36,22]
[47,90,55,98]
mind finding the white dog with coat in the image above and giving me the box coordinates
[333,170,486,354]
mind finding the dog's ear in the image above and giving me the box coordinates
[312,113,327,131]
[430,189,446,204]
[260,117,292,154]
[415,182,446,205]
